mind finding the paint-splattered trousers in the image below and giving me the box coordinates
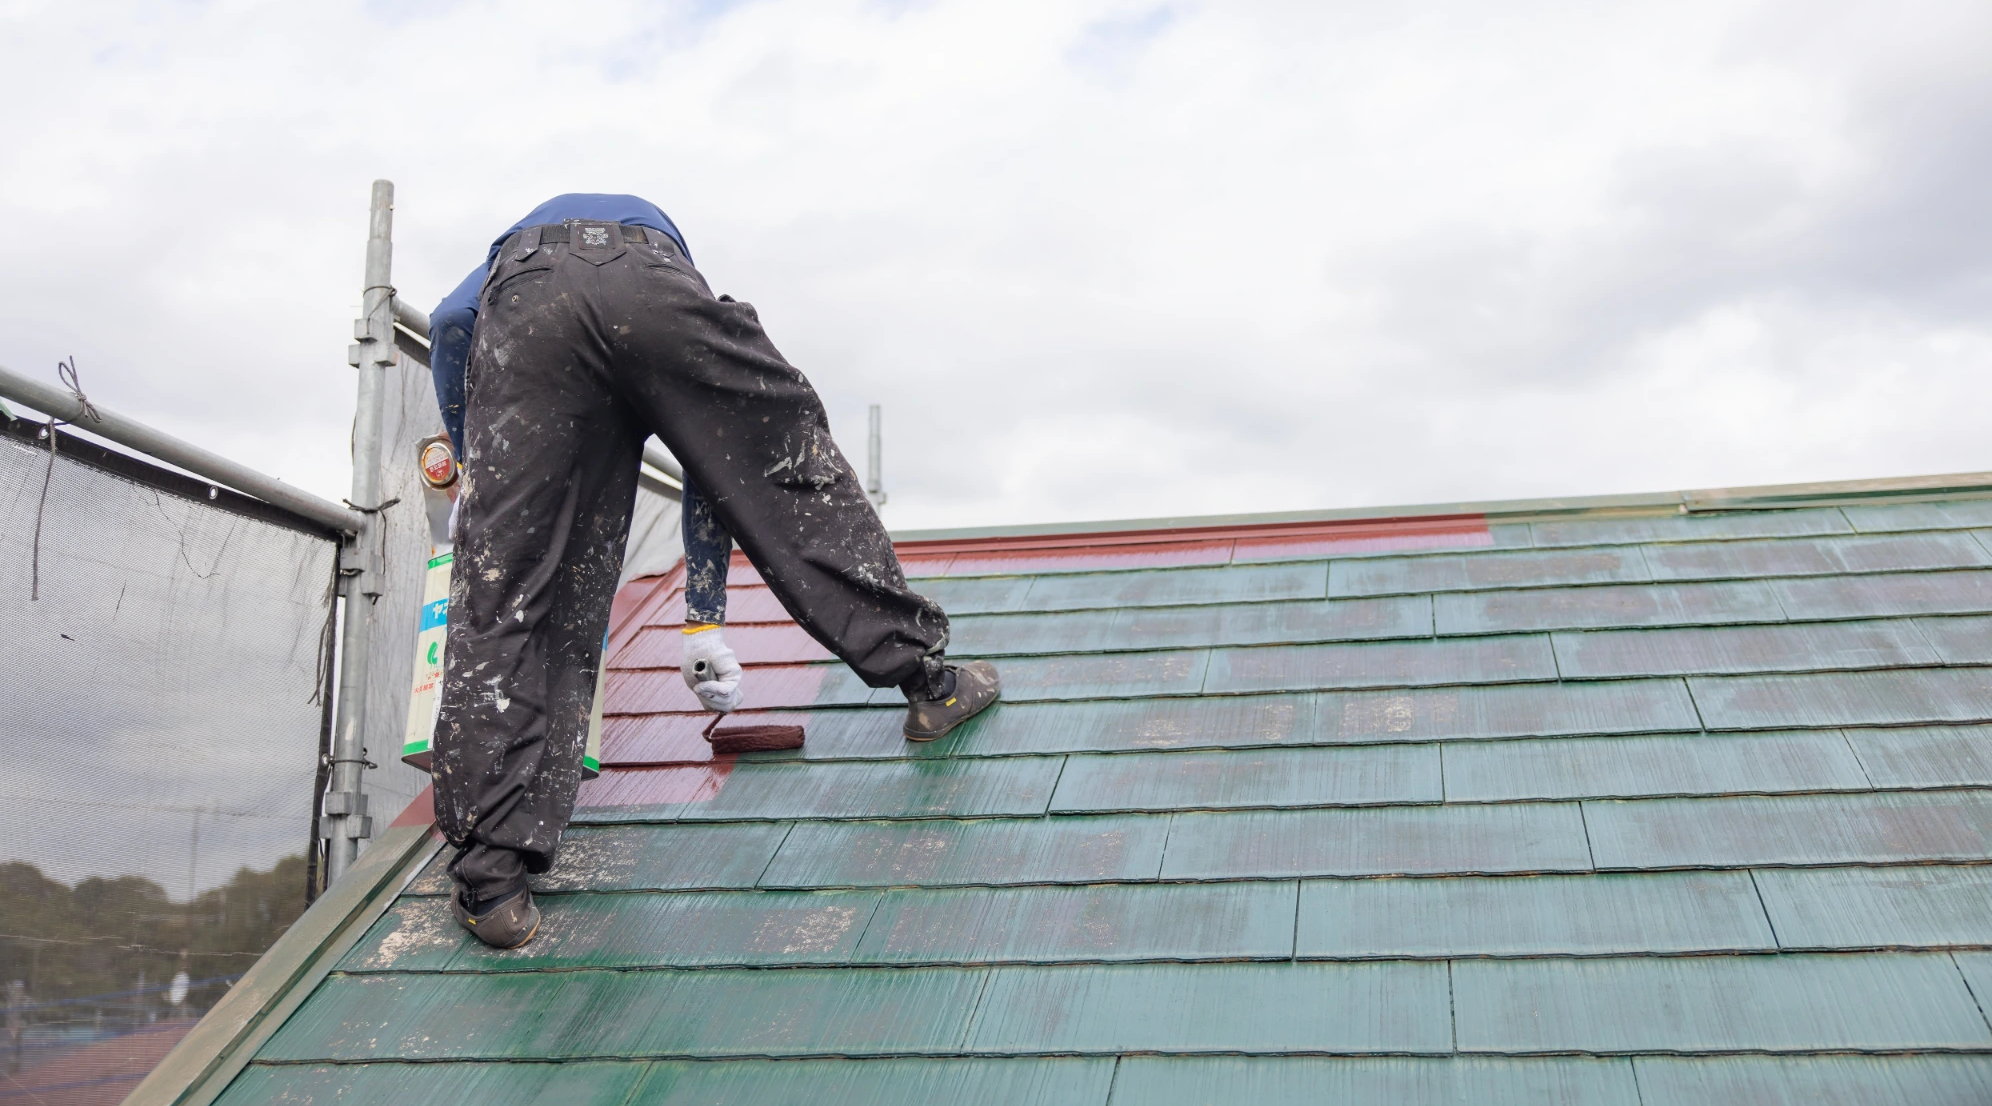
[434,220,948,897]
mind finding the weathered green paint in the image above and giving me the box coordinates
[1017,562,1326,611]
[1049,745,1440,812]
[1110,1057,1640,1106]
[1754,865,1992,950]
[1159,804,1594,879]
[212,490,1992,1097]
[1644,532,1992,581]
[910,574,1035,614]
[928,695,1315,756]
[220,1052,1115,1100]
[1435,580,1785,635]
[1554,619,1938,678]
[214,1060,650,1106]
[1946,953,1992,1024]
[1228,523,1536,564]
[1773,569,1992,620]
[1584,791,1992,868]
[761,814,1169,888]
[1844,725,1992,788]
[667,756,1064,821]
[1842,498,1992,533]
[1308,679,1700,744]
[627,1057,1117,1106]
[950,648,1210,700]
[918,596,1440,659]
[1297,872,1774,958]
[1118,595,1433,649]
[346,891,884,971]
[1691,667,1992,729]
[1442,732,1869,802]
[340,897,467,972]
[948,609,1126,655]
[409,822,797,894]
[1331,547,1649,597]
[1453,953,1992,1052]
[855,881,1299,963]
[1529,509,1851,548]
[1913,614,1992,664]
[966,961,1453,1054]
[260,967,992,1060]
[1632,1055,1992,1106]
[1205,635,1558,694]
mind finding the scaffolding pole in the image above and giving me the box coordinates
[324,180,396,883]
[866,403,887,508]
[0,363,361,534]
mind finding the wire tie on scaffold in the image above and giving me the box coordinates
[30,356,100,602]
[57,355,100,425]
[339,497,401,600]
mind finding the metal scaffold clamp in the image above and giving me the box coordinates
[318,790,372,841]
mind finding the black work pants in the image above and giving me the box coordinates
[434,222,947,896]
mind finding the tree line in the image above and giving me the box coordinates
[1,855,309,1038]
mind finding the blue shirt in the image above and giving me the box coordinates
[428,194,691,454]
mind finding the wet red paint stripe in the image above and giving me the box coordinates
[894,513,1493,559]
[601,710,815,766]
[899,552,956,576]
[601,713,717,764]
[945,538,1237,576]
[575,762,735,808]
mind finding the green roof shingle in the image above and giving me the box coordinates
[214,495,1992,1103]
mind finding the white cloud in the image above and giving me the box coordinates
[0,0,1988,530]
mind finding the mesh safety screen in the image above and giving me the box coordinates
[0,417,335,1095]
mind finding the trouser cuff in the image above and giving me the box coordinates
[898,655,956,701]
[448,841,529,906]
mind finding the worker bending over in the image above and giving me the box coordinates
[426,194,999,949]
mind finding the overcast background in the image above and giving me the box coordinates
[1,0,1988,531]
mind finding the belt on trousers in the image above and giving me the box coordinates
[499,222,660,262]
[531,222,649,244]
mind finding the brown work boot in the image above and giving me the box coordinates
[901,658,1001,742]
[452,885,541,949]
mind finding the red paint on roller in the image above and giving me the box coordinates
[705,712,806,753]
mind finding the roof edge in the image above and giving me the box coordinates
[888,469,1992,544]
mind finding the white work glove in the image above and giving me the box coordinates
[682,626,743,713]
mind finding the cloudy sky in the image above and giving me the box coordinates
[1,0,1988,531]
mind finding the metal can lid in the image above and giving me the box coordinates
[419,438,457,488]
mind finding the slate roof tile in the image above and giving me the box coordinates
[224,493,1992,1102]
[1452,952,1992,1053]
